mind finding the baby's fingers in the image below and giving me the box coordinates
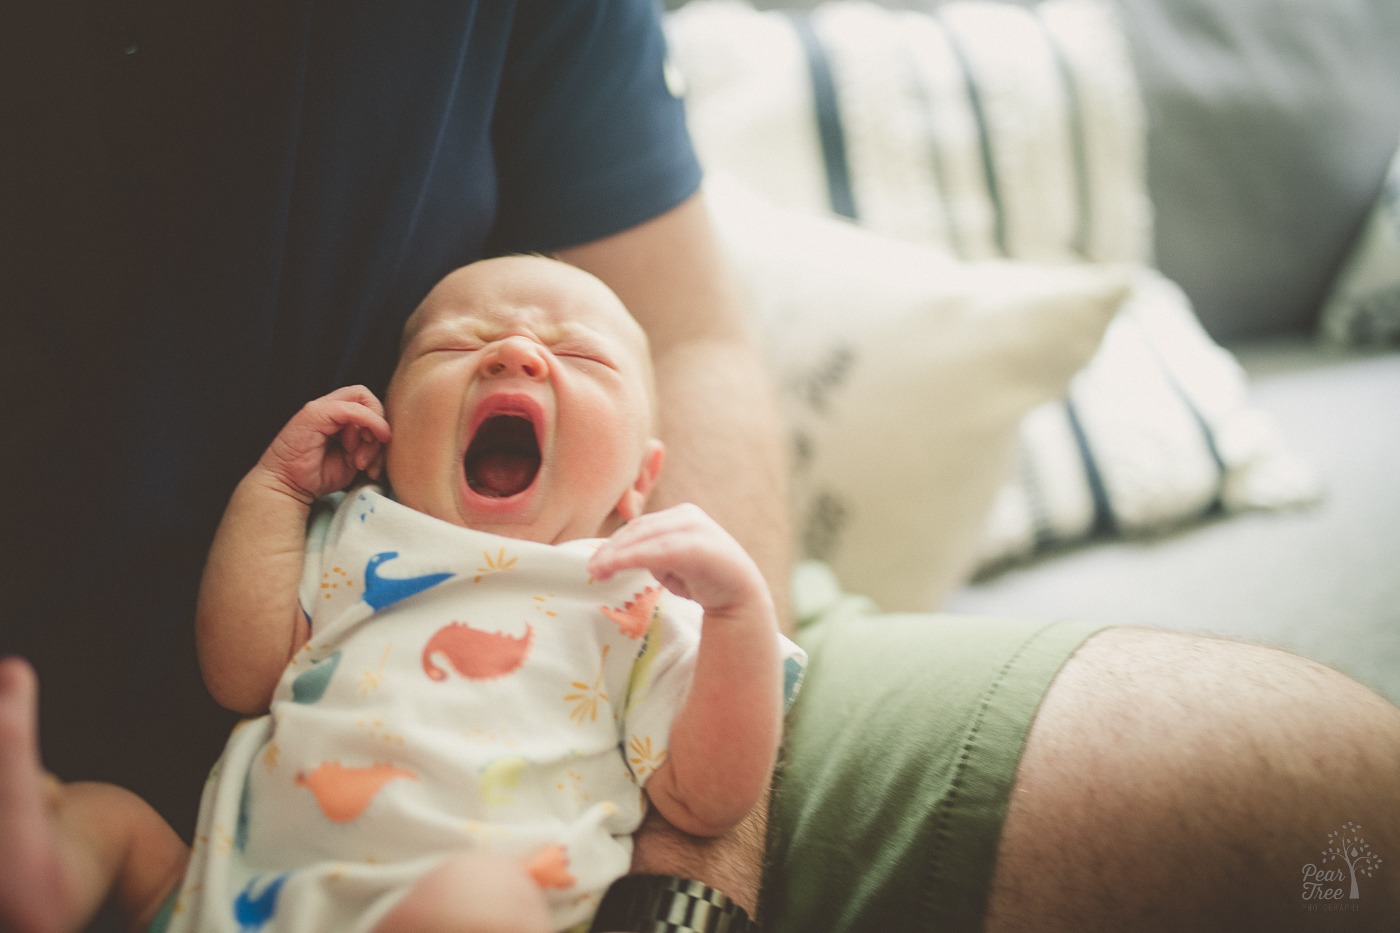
[365,444,388,481]
[588,505,766,613]
[336,426,372,471]
[588,508,700,580]
[292,391,392,445]
[324,384,388,418]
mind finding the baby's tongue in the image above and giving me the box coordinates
[468,450,538,498]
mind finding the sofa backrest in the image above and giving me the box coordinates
[667,0,1400,342]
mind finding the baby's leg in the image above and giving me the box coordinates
[372,852,552,933]
[0,658,189,933]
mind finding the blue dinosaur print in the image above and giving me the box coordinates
[355,491,378,523]
[362,551,452,611]
[291,651,342,705]
[233,873,288,931]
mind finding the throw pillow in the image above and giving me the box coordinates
[670,0,1318,605]
[706,175,1130,611]
[668,0,1152,263]
[979,268,1322,569]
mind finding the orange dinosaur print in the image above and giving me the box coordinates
[294,761,418,823]
[524,844,576,890]
[422,620,533,681]
[599,586,660,639]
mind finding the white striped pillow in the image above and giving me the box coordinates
[668,0,1318,599]
[670,0,1151,262]
[706,174,1131,611]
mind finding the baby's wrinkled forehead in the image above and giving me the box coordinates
[402,258,649,358]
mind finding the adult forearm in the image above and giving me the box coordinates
[609,339,787,919]
[557,193,793,921]
[628,791,773,919]
[648,337,794,632]
[556,193,794,632]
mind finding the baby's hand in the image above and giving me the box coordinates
[588,504,772,622]
[257,386,391,502]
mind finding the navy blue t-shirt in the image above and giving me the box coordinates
[6,0,700,824]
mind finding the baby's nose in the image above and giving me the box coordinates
[481,336,549,380]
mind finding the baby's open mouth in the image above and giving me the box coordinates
[465,415,540,498]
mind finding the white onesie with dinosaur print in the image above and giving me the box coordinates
[159,486,805,933]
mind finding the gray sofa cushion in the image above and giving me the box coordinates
[1118,0,1400,341]
[947,340,1400,704]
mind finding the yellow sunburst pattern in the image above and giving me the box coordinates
[473,547,518,583]
[356,644,393,695]
[565,645,611,725]
[355,717,406,748]
[628,735,665,781]
[553,768,591,805]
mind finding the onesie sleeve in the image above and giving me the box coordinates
[296,493,342,624]
[619,592,809,787]
[618,590,702,787]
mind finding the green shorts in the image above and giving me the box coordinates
[764,564,1104,932]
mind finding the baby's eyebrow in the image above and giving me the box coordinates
[551,322,609,349]
[404,316,470,348]
[406,306,623,359]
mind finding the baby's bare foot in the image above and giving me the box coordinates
[0,657,77,933]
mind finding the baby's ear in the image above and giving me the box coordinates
[614,439,666,521]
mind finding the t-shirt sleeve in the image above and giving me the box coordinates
[487,0,703,254]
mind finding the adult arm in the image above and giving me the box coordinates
[555,193,793,630]
[556,191,792,918]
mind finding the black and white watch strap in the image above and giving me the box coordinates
[589,874,759,933]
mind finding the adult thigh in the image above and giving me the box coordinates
[987,628,1400,932]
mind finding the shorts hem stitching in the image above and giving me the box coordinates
[917,619,1078,925]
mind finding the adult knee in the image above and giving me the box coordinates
[987,628,1400,932]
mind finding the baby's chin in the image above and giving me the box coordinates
[449,494,616,545]
[388,474,619,544]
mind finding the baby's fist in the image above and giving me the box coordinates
[258,386,391,502]
[588,504,771,620]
